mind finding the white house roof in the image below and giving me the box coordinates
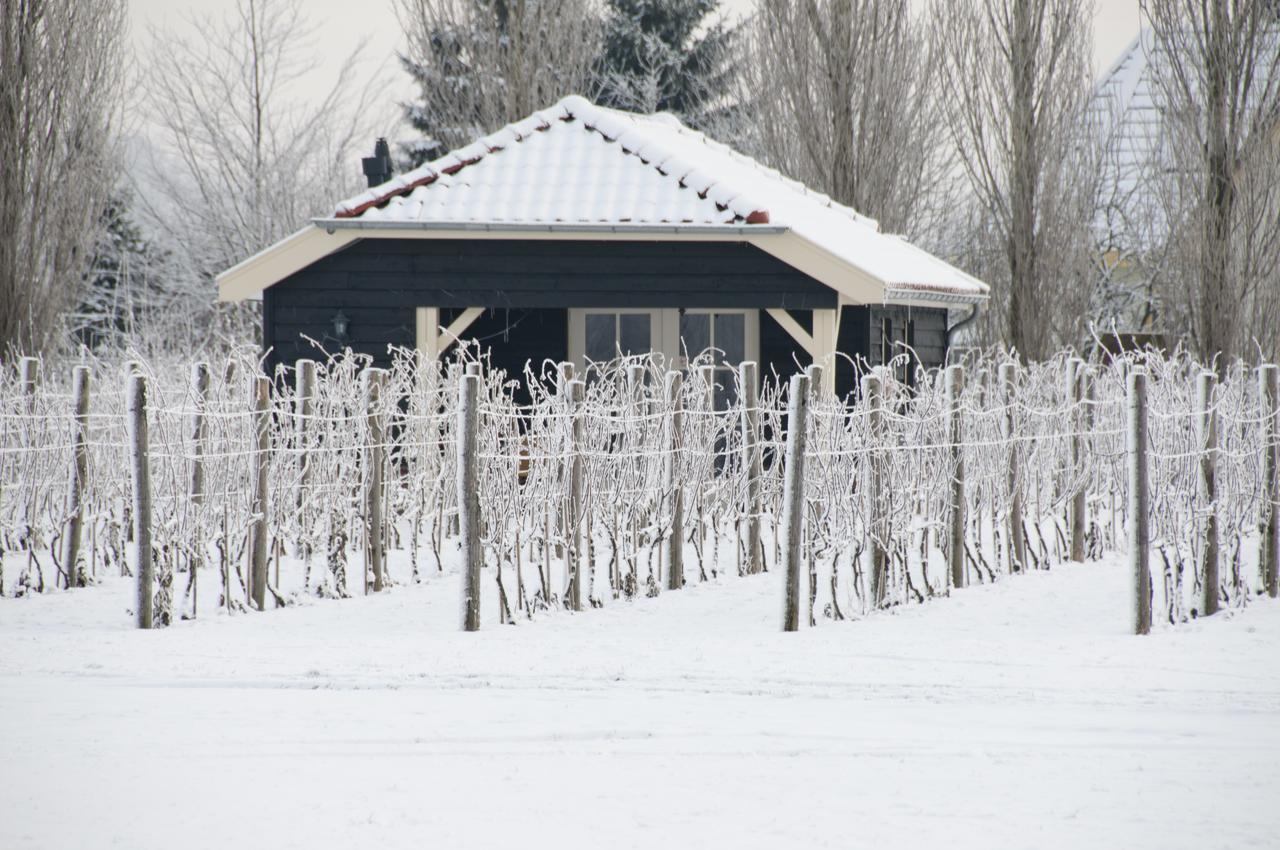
[218,96,988,305]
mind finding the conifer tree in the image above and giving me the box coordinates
[595,0,735,126]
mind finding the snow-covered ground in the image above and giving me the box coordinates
[2,556,1278,849]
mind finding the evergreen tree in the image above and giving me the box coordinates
[396,0,600,168]
[595,0,736,126]
[73,191,165,350]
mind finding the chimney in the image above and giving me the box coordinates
[361,138,392,188]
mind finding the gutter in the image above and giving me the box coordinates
[885,288,989,307]
[313,218,789,236]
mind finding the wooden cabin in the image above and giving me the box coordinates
[216,96,988,398]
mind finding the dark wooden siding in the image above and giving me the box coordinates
[265,237,836,372]
[262,236,952,386]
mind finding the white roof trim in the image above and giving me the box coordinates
[216,224,986,306]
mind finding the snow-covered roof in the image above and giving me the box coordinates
[324,95,987,300]
[218,96,988,304]
[1090,28,1277,246]
[1093,30,1162,202]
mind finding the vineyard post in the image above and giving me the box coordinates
[295,359,316,511]
[1000,362,1026,572]
[665,371,684,590]
[780,372,810,632]
[1069,359,1087,563]
[863,372,886,607]
[459,373,481,630]
[1128,368,1151,635]
[249,375,270,610]
[566,378,585,610]
[187,363,209,613]
[945,364,966,590]
[62,365,91,589]
[1197,371,1219,616]
[19,356,37,413]
[365,368,387,593]
[739,361,762,575]
[128,372,153,629]
[1262,364,1279,598]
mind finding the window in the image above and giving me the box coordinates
[569,308,758,401]
[585,312,652,363]
[680,311,747,409]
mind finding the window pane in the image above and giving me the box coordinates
[679,313,711,362]
[585,313,616,363]
[714,313,745,365]
[618,313,651,356]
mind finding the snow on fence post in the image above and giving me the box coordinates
[1197,371,1220,617]
[1261,364,1280,599]
[945,364,966,590]
[1069,359,1087,563]
[739,361,763,575]
[1000,362,1026,572]
[365,368,388,593]
[1128,368,1151,635]
[780,372,810,632]
[862,372,886,608]
[186,363,209,614]
[566,378,586,610]
[665,371,684,591]
[458,373,482,630]
[249,375,270,611]
[128,372,153,629]
[62,365,91,589]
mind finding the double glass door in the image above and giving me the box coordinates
[569,308,758,408]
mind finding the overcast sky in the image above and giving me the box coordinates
[129,0,1144,143]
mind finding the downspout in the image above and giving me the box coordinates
[945,303,982,356]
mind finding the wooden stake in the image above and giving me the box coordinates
[128,373,153,629]
[459,373,481,630]
[1069,359,1087,562]
[1261,365,1279,598]
[188,363,209,614]
[1000,362,1026,572]
[62,366,90,589]
[780,372,810,632]
[1197,371,1220,616]
[365,368,387,592]
[945,365,966,589]
[566,378,585,610]
[249,376,270,610]
[739,361,762,575]
[665,371,684,591]
[1129,368,1151,635]
[862,372,886,607]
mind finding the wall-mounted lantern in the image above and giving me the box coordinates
[332,310,350,342]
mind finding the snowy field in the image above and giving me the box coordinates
[2,555,1278,850]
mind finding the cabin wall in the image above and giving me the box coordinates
[262,236,951,389]
[264,238,835,374]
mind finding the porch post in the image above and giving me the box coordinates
[764,307,839,396]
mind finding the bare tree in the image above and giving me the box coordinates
[934,0,1101,359]
[138,0,379,343]
[396,0,602,164]
[1142,0,1280,364]
[0,0,127,354]
[743,0,956,241]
